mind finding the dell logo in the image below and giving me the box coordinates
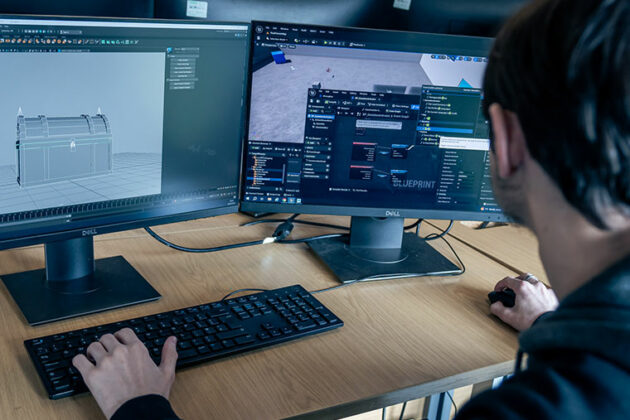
[82,229,98,236]
[385,210,400,217]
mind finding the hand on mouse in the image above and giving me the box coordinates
[490,273,559,331]
[72,328,178,420]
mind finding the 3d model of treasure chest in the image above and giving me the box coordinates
[15,109,113,187]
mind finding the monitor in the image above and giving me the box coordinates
[242,21,507,283]
[0,16,250,325]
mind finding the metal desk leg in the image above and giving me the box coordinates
[423,390,454,420]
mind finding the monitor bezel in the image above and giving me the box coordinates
[241,20,508,223]
[0,14,251,250]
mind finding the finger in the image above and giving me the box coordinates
[518,273,538,284]
[490,301,514,321]
[87,341,108,364]
[99,333,121,352]
[72,354,95,377]
[114,328,141,345]
[494,276,519,291]
[494,276,526,292]
[159,336,178,375]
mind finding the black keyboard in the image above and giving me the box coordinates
[25,285,343,399]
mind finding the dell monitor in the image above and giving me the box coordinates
[0,16,250,325]
[242,21,507,283]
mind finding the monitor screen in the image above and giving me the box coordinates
[0,16,250,248]
[242,21,506,222]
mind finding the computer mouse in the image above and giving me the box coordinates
[488,288,516,307]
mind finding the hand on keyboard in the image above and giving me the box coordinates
[25,285,343,400]
[72,328,178,420]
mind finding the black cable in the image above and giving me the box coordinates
[220,288,268,301]
[446,390,458,416]
[245,216,422,232]
[382,406,386,420]
[399,401,407,420]
[242,218,350,231]
[278,233,348,244]
[146,214,344,253]
[423,220,454,241]
[145,227,269,253]
[404,219,422,230]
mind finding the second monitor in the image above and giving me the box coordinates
[242,22,508,282]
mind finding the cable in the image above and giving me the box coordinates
[220,288,268,301]
[242,217,350,231]
[278,233,347,244]
[146,214,343,253]
[399,401,407,420]
[382,406,386,420]
[445,390,458,416]
[423,220,454,241]
[145,226,275,253]
[245,215,422,232]
[404,219,422,231]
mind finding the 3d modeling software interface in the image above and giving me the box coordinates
[244,22,500,216]
[0,18,248,229]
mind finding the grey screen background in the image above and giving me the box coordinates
[0,52,165,164]
[0,52,166,215]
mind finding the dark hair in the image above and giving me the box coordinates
[482,0,630,228]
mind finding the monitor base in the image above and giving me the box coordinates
[308,232,461,284]
[1,256,161,326]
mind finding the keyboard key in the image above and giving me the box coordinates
[210,342,223,352]
[47,369,66,381]
[39,353,61,363]
[222,340,235,348]
[178,341,192,350]
[282,327,293,335]
[178,348,198,359]
[224,317,242,330]
[43,360,69,371]
[295,320,317,331]
[258,332,270,340]
[235,335,255,345]
[216,328,248,340]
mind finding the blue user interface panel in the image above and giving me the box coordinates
[243,22,502,218]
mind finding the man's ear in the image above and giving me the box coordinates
[488,103,527,179]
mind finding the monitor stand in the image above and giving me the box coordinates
[1,237,161,326]
[308,216,460,283]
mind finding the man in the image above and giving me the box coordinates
[72,0,630,418]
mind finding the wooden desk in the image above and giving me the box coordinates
[0,214,519,419]
[427,220,549,286]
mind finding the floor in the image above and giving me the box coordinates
[248,53,431,145]
[0,152,161,215]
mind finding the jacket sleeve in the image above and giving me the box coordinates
[454,351,629,420]
[110,394,181,420]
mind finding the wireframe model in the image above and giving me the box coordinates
[15,108,113,186]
